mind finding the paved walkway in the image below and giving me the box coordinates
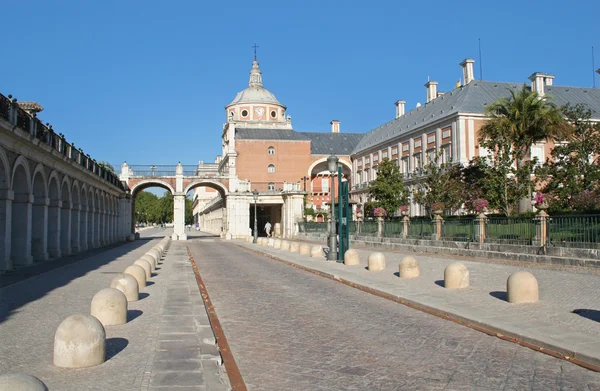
[235,238,600,371]
[189,237,600,390]
[0,228,229,391]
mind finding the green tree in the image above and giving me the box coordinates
[185,197,194,225]
[536,103,600,211]
[479,85,568,211]
[158,193,174,223]
[134,191,159,224]
[368,158,408,218]
[413,152,463,213]
[474,128,536,216]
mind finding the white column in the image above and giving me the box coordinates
[173,193,187,240]
[60,201,71,256]
[70,203,80,253]
[0,190,14,271]
[48,200,61,258]
[31,197,49,261]
[79,206,88,252]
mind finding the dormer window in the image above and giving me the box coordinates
[268,146,275,155]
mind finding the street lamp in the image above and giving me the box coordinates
[252,189,259,243]
[300,176,309,191]
[327,154,339,261]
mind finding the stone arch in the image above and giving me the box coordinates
[60,175,72,255]
[47,171,61,258]
[11,156,33,266]
[70,181,81,252]
[31,164,48,261]
[130,179,175,197]
[306,157,352,179]
[184,180,228,197]
[0,147,10,270]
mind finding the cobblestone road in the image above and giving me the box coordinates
[189,238,600,391]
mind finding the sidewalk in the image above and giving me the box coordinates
[0,229,229,391]
[235,238,600,371]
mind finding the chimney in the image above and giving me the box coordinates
[460,58,475,84]
[529,72,555,96]
[425,80,438,103]
[330,120,340,133]
[395,100,405,118]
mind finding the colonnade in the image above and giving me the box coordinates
[0,150,128,272]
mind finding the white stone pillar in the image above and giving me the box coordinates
[11,193,33,266]
[60,201,72,256]
[48,199,61,258]
[87,208,95,248]
[173,193,187,240]
[79,206,88,252]
[31,197,49,261]
[70,203,80,253]
[94,209,101,247]
[0,190,14,271]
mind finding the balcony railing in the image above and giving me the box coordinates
[0,93,124,190]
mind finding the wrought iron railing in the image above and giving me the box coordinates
[407,218,434,239]
[361,221,378,236]
[443,218,475,242]
[298,222,329,233]
[548,215,600,249]
[383,220,404,237]
[485,217,535,245]
[128,164,221,177]
[0,93,124,190]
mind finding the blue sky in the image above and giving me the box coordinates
[3,0,599,174]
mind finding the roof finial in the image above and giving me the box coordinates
[252,43,259,61]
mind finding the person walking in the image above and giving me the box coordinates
[264,221,272,237]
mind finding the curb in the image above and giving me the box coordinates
[237,242,600,373]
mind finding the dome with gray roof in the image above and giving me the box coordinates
[226,60,285,108]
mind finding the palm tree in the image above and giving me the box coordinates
[479,84,569,212]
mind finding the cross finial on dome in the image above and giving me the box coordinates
[252,43,259,61]
[248,54,263,88]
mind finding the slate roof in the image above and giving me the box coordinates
[235,128,365,155]
[352,81,600,154]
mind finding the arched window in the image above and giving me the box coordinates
[267,146,275,155]
[268,182,275,191]
[268,164,275,173]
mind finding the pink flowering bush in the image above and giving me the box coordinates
[399,205,408,212]
[471,198,489,213]
[373,207,387,217]
[534,192,547,205]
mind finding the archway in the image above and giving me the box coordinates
[184,181,227,238]
[47,172,61,258]
[31,165,48,261]
[130,180,175,237]
[0,147,10,270]
[70,181,80,253]
[80,185,88,251]
[11,157,32,266]
[306,158,352,211]
[60,177,71,255]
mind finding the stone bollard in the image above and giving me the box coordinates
[507,271,539,303]
[110,273,139,302]
[53,314,106,368]
[268,238,275,247]
[273,239,282,249]
[149,248,162,263]
[368,252,386,271]
[153,246,164,257]
[125,264,146,289]
[289,242,300,253]
[0,373,48,391]
[140,254,156,271]
[299,243,311,255]
[344,249,360,266]
[280,241,290,251]
[90,288,128,326]
[398,256,420,278]
[310,245,323,258]
[145,251,159,267]
[134,259,152,280]
[444,262,469,288]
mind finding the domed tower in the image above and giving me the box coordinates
[225,57,292,129]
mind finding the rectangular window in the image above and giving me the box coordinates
[414,139,422,148]
[442,144,452,163]
[321,178,329,193]
[414,153,422,170]
[401,157,409,174]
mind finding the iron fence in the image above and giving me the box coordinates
[407,218,434,239]
[383,220,404,237]
[485,216,535,245]
[548,215,600,249]
[443,218,475,242]
[360,221,378,236]
[298,222,329,233]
